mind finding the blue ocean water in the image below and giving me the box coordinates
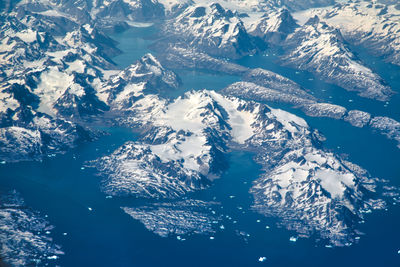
[236,52,400,121]
[1,27,400,266]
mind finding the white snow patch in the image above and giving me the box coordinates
[269,108,308,133]
[15,30,37,43]
[315,169,355,198]
[67,60,85,73]
[210,91,255,144]
[35,67,74,116]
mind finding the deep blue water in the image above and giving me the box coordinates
[236,52,400,121]
[109,28,400,266]
[1,135,399,266]
[1,27,400,266]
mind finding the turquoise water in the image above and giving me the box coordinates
[111,26,158,68]
[1,28,400,266]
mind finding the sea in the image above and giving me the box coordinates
[1,25,399,266]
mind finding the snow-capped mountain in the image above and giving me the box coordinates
[0,32,180,162]
[248,8,298,44]
[155,44,249,76]
[0,4,122,162]
[0,111,93,162]
[93,90,232,198]
[280,16,392,101]
[94,142,214,198]
[0,0,182,162]
[157,0,192,17]
[0,34,104,161]
[156,0,336,15]
[0,12,116,118]
[242,68,315,100]
[97,53,180,110]
[1,0,400,258]
[160,3,394,102]
[153,40,400,149]
[90,89,396,246]
[0,191,63,266]
[15,0,165,32]
[250,146,386,247]
[222,81,400,146]
[296,0,400,66]
[159,3,264,58]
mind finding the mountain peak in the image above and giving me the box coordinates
[209,2,234,18]
[305,15,321,26]
[158,3,261,58]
